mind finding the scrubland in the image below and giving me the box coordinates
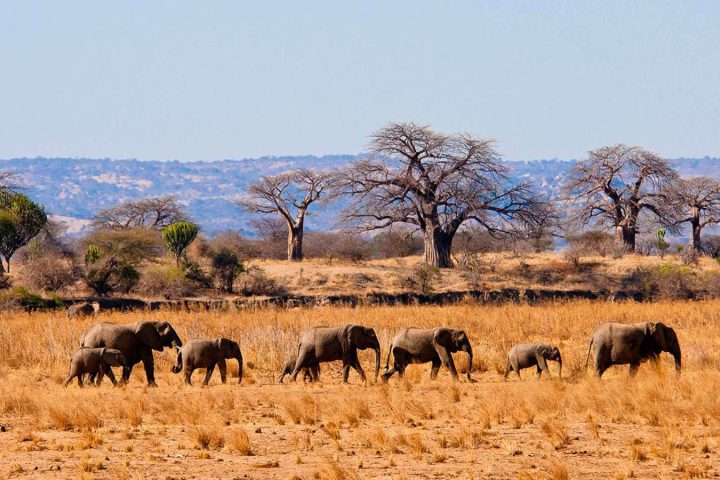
[1,300,720,479]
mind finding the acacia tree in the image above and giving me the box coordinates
[563,144,678,252]
[238,169,330,261]
[337,122,551,268]
[91,196,187,231]
[665,177,720,253]
[0,192,48,272]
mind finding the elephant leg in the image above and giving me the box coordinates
[105,367,118,386]
[594,349,608,378]
[290,349,313,382]
[96,366,105,386]
[351,355,367,383]
[77,374,84,388]
[437,348,459,380]
[218,358,227,384]
[140,351,158,387]
[430,357,442,380]
[278,368,288,384]
[629,362,640,377]
[63,369,76,387]
[536,364,542,380]
[311,364,320,382]
[537,357,551,379]
[503,361,512,380]
[342,362,351,383]
[203,363,216,385]
[184,368,193,385]
[121,364,133,383]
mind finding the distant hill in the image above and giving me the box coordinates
[2,156,719,236]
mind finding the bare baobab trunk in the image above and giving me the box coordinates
[287,224,303,262]
[615,225,636,252]
[689,208,703,253]
[423,224,453,268]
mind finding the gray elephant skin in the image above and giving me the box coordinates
[382,327,473,382]
[172,337,243,385]
[63,347,127,387]
[80,321,183,386]
[67,301,100,319]
[290,325,380,383]
[586,322,681,377]
[279,353,319,383]
[503,343,562,380]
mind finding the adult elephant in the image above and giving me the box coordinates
[585,322,681,378]
[382,327,473,382]
[290,325,380,384]
[80,321,183,387]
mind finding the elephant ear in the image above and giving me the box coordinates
[136,322,164,351]
[217,338,232,356]
[433,328,453,348]
[652,323,669,350]
[535,345,550,357]
[342,325,358,352]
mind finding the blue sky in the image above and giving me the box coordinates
[1,1,718,161]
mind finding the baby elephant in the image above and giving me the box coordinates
[278,353,319,383]
[63,347,127,387]
[504,343,562,380]
[172,338,243,385]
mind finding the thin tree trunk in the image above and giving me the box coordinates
[288,225,303,262]
[690,216,703,253]
[423,225,453,268]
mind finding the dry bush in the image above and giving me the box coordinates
[20,255,76,293]
[190,424,225,450]
[226,427,253,455]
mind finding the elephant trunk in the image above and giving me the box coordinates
[464,344,473,381]
[557,354,563,379]
[171,350,182,374]
[236,352,244,384]
[374,347,381,383]
[671,342,682,373]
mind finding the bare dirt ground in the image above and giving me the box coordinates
[1,302,720,479]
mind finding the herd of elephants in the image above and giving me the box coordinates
[63,319,683,388]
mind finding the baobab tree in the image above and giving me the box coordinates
[337,122,551,268]
[563,144,678,252]
[238,169,330,261]
[666,176,720,253]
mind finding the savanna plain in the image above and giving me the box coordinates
[1,300,719,479]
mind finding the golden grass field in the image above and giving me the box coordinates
[1,300,720,479]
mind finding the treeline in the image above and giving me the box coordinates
[2,122,720,300]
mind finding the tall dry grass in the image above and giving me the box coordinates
[1,300,720,478]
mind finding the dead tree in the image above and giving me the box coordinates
[337,122,551,268]
[563,144,678,252]
[238,169,329,261]
[92,196,187,231]
[666,177,720,253]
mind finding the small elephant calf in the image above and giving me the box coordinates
[172,338,243,385]
[503,343,562,380]
[278,353,319,383]
[63,347,127,387]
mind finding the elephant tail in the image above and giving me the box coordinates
[584,338,594,370]
[171,349,182,374]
